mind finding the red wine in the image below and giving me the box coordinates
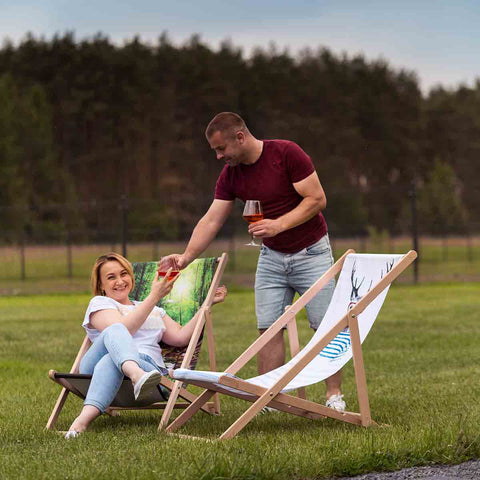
[158,270,180,281]
[243,213,264,224]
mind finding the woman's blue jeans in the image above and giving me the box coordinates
[79,323,161,413]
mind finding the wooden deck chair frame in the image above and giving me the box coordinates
[46,252,228,432]
[166,249,417,440]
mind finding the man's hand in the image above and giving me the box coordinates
[157,254,188,272]
[248,219,283,238]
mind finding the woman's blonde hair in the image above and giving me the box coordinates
[90,252,135,296]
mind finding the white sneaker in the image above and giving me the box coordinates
[133,370,163,402]
[326,394,346,412]
[259,406,279,415]
[65,429,80,439]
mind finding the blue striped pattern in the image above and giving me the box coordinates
[319,330,351,359]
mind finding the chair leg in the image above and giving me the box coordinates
[220,396,271,440]
[158,380,184,430]
[349,315,373,426]
[46,387,69,430]
[286,313,306,400]
[205,310,221,414]
[166,390,216,433]
[47,336,91,430]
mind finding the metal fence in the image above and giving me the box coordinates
[1,193,479,292]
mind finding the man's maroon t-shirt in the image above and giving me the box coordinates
[214,139,328,253]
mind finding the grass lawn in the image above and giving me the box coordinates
[1,283,480,479]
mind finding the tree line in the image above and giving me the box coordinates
[0,32,478,243]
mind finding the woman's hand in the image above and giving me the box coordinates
[212,285,227,305]
[149,268,179,303]
[162,284,228,347]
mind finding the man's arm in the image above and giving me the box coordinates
[183,199,234,263]
[159,199,234,269]
[249,171,326,238]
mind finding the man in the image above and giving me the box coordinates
[159,112,344,411]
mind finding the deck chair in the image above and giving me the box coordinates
[46,253,228,432]
[166,249,417,440]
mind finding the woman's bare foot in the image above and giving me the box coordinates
[65,405,101,437]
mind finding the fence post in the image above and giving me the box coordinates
[66,228,73,279]
[120,195,128,258]
[466,229,473,263]
[409,180,419,284]
[153,234,159,260]
[20,227,26,281]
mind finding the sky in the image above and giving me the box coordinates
[0,0,479,93]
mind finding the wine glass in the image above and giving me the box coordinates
[157,269,180,303]
[243,200,263,247]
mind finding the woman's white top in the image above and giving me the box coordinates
[83,295,167,367]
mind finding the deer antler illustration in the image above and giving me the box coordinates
[380,259,395,279]
[350,261,365,302]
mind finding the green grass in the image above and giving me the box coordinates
[1,284,480,479]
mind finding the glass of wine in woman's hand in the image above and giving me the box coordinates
[243,200,264,247]
[158,269,180,303]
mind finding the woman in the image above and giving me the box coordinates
[65,252,227,438]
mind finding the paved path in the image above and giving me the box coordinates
[333,459,480,479]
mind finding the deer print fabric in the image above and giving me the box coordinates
[248,253,403,391]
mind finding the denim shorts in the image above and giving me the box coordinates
[255,234,335,330]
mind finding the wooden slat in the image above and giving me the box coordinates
[348,315,372,426]
[219,376,363,425]
[46,335,91,430]
[166,390,217,433]
[205,309,221,413]
[286,314,306,399]
[159,308,208,429]
[219,317,349,440]
[159,253,227,429]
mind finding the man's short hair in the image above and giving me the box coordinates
[205,112,249,139]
